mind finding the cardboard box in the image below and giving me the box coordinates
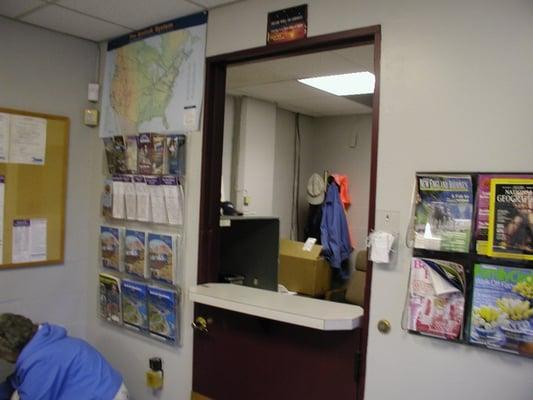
[278,239,331,297]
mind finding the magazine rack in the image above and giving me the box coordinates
[0,107,68,269]
[405,172,533,359]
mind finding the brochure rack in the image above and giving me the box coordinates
[405,172,533,359]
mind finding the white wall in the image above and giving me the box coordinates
[0,16,97,377]
[207,1,533,399]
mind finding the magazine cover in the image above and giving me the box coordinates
[125,136,138,174]
[414,174,473,253]
[137,133,153,175]
[124,229,147,278]
[103,136,127,174]
[148,285,178,342]
[487,178,533,260]
[405,257,465,340]
[151,134,166,175]
[99,273,121,324]
[148,233,176,284]
[121,279,148,331]
[100,225,122,271]
[475,174,533,255]
[469,264,533,357]
[166,134,186,176]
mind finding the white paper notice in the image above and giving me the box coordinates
[29,218,47,262]
[146,176,167,224]
[12,219,47,263]
[162,176,183,225]
[9,115,47,165]
[134,176,150,222]
[112,176,125,219]
[0,176,5,261]
[123,176,137,220]
[0,113,10,163]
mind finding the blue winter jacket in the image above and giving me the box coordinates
[0,323,122,400]
[320,183,353,278]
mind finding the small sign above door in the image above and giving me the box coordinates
[266,4,308,45]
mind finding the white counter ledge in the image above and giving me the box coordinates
[189,283,364,331]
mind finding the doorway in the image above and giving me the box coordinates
[195,26,381,400]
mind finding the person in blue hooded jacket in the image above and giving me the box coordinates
[0,313,128,400]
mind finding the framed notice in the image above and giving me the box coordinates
[267,4,307,44]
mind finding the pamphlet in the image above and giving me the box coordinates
[124,229,147,278]
[137,134,153,175]
[125,136,138,173]
[123,175,137,220]
[0,113,10,163]
[406,257,465,340]
[162,176,183,225]
[151,134,165,175]
[166,134,186,176]
[103,136,127,174]
[102,179,113,218]
[146,176,167,224]
[469,264,533,357]
[0,176,4,261]
[148,232,177,284]
[121,279,148,331]
[148,285,178,342]
[112,175,125,219]
[414,174,473,253]
[487,178,533,260]
[99,273,121,324]
[134,175,150,222]
[100,225,122,271]
[9,115,46,165]
[475,174,533,255]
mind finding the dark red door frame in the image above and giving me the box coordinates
[197,25,381,400]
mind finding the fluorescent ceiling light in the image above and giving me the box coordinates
[298,72,375,96]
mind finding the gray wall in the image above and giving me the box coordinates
[0,16,97,377]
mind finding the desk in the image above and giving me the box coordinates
[189,283,364,331]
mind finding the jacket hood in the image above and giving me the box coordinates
[17,323,67,366]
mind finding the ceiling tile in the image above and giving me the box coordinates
[21,4,131,41]
[56,0,203,30]
[0,0,45,18]
[191,0,241,8]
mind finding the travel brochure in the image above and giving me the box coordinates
[469,264,533,357]
[99,273,121,325]
[104,133,186,176]
[405,257,465,340]
[148,285,178,342]
[414,174,473,253]
[100,225,122,271]
[148,232,178,285]
[124,229,147,278]
[121,279,148,331]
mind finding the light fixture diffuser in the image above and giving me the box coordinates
[298,72,375,96]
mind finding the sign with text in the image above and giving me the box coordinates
[267,4,307,44]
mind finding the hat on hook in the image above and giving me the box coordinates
[306,173,326,205]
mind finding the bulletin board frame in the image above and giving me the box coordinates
[0,107,69,269]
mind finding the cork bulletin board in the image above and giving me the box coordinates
[0,107,69,269]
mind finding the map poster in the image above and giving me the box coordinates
[487,178,533,261]
[100,12,207,138]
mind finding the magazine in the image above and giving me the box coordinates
[99,273,121,324]
[405,257,465,340]
[414,174,473,253]
[475,174,533,255]
[469,264,533,357]
[148,285,178,342]
[487,178,533,260]
[166,134,186,176]
[125,136,138,174]
[147,233,177,284]
[100,225,122,271]
[137,133,153,175]
[124,229,147,278]
[151,134,166,175]
[121,279,148,331]
[103,137,127,174]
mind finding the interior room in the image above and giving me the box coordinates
[1,1,532,400]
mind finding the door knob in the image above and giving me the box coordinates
[192,316,209,333]
[377,319,391,334]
